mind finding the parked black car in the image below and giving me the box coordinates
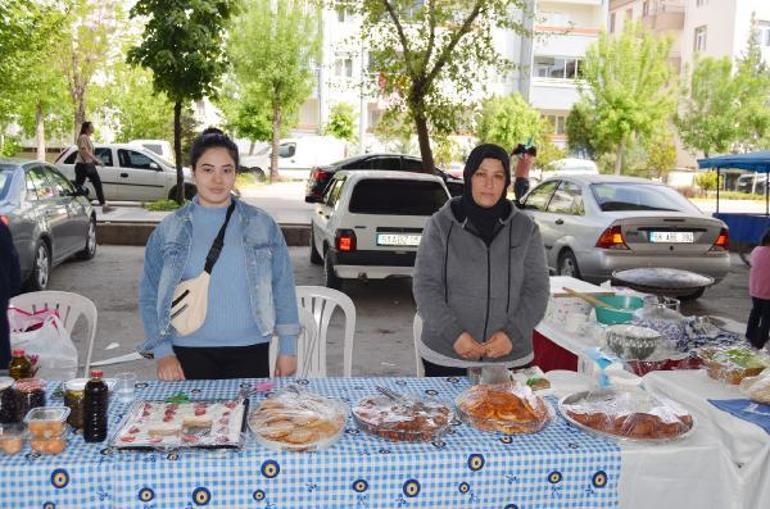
[304,154,464,202]
[0,159,96,291]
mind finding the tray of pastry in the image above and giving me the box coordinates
[352,388,453,442]
[558,388,694,443]
[111,397,248,450]
[248,386,347,452]
[455,382,552,434]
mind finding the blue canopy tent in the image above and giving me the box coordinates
[697,151,770,245]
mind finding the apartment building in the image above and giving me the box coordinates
[297,1,607,149]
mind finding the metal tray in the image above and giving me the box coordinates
[558,390,695,444]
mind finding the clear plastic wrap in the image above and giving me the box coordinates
[0,424,25,455]
[455,382,552,434]
[603,324,662,360]
[698,345,770,385]
[248,386,347,452]
[740,371,770,404]
[558,388,694,442]
[352,391,453,442]
[111,398,247,450]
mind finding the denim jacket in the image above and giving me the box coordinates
[138,198,300,358]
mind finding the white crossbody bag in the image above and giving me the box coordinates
[170,202,236,336]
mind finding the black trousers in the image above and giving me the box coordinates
[421,358,467,377]
[74,162,106,205]
[514,177,530,202]
[746,297,770,349]
[0,298,10,370]
[173,343,270,380]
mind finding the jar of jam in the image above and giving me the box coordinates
[0,377,17,424]
[64,378,87,429]
[12,378,46,423]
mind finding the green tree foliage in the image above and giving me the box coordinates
[228,0,320,181]
[695,170,718,192]
[644,129,677,179]
[373,107,417,154]
[217,81,274,154]
[324,103,357,142]
[566,101,601,159]
[735,14,770,150]
[128,0,237,202]
[577,22,676,174]
[341,0,531,172]
[676,57,741,158]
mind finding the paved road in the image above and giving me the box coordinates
[43,245,751,381]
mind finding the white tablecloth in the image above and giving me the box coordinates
[643,370,769,509]
[546,371,743,509]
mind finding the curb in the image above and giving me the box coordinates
[96,222,311,247]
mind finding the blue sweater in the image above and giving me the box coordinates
[167,199,296,356]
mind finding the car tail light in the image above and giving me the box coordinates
[335,229,357,253]
[312,168,331,181]
[710,228,729,252]
[0,215,8,226]
[595,224,629,250]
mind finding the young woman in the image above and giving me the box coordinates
[139,130,299,380]
[413,143,550,376]
[74,121,112,213]
[747,228,770,350]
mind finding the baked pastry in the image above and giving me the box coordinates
[353,395,452,442]
[699,346,769,385]
[456,383,551,434]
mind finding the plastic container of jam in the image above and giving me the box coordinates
[0,424,25,455]
[25,407,69,455]
[0,377,17,424]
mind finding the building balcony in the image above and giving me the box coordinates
[642,1,685,31]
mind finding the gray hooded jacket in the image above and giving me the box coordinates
[413,198,550,367]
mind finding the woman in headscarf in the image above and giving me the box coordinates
[413,143,550,376]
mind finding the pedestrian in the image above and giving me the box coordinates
[74,121,113,213]
[747,228,770,350]
[0,220,22,369]
[512,142,537,203]
[138,130,300,380]
[413,143,550,376]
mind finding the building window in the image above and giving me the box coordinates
[543,114,567,136]
[642,1,649,17]
[694,25,707,53]
[336,6,353,22]
[610,12,616,33]
[540,11,570,26]
[534,56,583,80]
[335,55,354,78]
[696,0,708,7]
[758,22,770,47]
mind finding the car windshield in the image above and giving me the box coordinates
[349,179,448,215]
[591,183,698,212]
[0,167,15,201]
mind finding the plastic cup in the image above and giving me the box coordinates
[114,373,136,404]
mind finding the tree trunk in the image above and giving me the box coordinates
[35,102,46,161]
[173,101,184,204]
[414,109,434,174]
[270,102,281,183]
[614,138,625,176]
[73,86,86,143]
[248,139,255,156]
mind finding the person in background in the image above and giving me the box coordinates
[0,221,21,369]
[747,228,770,350]
[413,143,550,376]
[139,129,300,380]
[75,121,113,213]
[512,143,537,204]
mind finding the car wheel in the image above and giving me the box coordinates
[76,216,97,260]
[26,240,51,291]
[557,249,581,279]
[324,251,342,290]
[310,228,323,265]
[679,288,705,301]
[184,184,197,199]
[252,167,266,181]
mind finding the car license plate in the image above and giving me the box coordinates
[648,231,694,243]
[377,233,421,247]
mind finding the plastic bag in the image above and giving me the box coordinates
[247,386,346,451]
[559,387,694,442]
[352,391,452,442]
[8,308,78,380]
[698,345,770,385]
[456,381,552,434]
[740,371,770,404]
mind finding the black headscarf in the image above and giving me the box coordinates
[461,143,511,245]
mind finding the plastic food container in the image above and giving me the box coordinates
[0,424,25,455]
[12,378,46,423]
[352,394,453,442]
[0,377,17,424]
[455,382,552,434]
[559,388,694,443]
[698,346,770,385]
[248,387,347,452]
[740,371,770,404]
[25,406,70,439]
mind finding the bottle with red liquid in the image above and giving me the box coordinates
[83,370,108,442]
[8,349,32,381]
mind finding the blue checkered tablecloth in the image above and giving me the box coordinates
[0,377,621,508]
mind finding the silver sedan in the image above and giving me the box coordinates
[519,174,730,299]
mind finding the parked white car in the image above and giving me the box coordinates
[55,144,195,202]
[241,136,348,180]
[310,170,450,289]
[129,139,175,163]
[532,158,598,183]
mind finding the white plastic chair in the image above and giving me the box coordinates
[9,291,97,377]
[295,286,356,377]
[269,307,317,377]
[413,313,425,377]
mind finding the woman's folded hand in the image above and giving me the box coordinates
[484,331,513,358]
[157,355,186,381]
[453,332,485,360]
